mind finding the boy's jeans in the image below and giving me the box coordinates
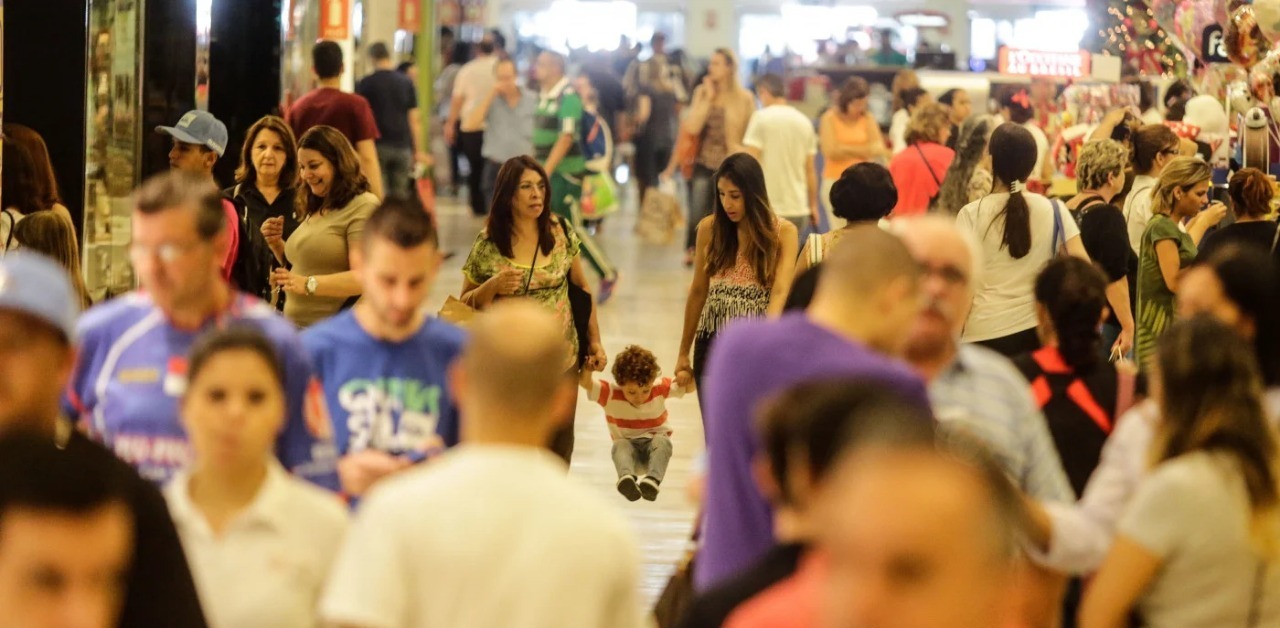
[612,434,673,481]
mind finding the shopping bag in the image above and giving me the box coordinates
[636,180,682,245]
[437,296,476,327]
[580,171,620,221]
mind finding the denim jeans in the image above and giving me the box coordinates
[376,144,413,200]
[611,434,673,481]
[481,159,503,214]
[686,165,715,250]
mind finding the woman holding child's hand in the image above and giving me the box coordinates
[461,156,607,464]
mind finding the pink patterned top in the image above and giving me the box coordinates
[697,220,781,335]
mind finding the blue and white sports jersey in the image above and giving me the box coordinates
[302,311,465,458]
[65,292,339,489]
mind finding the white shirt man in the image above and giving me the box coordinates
[321,302,644,628]
[743,74,819,231]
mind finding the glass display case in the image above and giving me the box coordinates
[83,0,142,300]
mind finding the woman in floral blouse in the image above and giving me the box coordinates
[461,155,606,463]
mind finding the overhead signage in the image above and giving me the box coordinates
[998,47,1091,79]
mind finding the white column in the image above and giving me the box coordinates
[684,0,736,59]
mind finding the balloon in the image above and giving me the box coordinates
[1257,0,1280,42]
[1249,47,1280,102]
[1153,0,1228,62]
[1227,5,1273,68]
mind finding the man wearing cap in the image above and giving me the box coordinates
[65,171,338,491]
[0,252,208,627]
[156,109,240,285]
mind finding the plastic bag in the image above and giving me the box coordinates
[636,179,683,245]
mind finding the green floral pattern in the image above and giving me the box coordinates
[1135,214,1197,368]
[463,224,582,370]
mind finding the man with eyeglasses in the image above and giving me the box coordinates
[891,215,1072,505]
[65,171,338,489]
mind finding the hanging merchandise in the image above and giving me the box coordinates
[1226,5,1273,68]
[1152,0,1227,63]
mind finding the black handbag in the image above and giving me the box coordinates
[556,216,593,368]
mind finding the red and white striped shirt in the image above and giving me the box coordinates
[589,377,687,440]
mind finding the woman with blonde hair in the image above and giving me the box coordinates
[818,77,888,230]
[12,211,92,308]
[1068,139,1136,357]
[1133,156,1226,366]
[887,102,954,216]
[1081,316,1280,627]
[266,125,378,328]
[678,48,756,264]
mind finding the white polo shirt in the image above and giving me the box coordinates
[164,461,348,628]
[321,444,645,628]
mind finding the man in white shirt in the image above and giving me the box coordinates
[321,301,644,628]
[445,37,499,217]
[743,74,819,236]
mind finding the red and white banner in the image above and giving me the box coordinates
[320,0,351,40]
[998,48,1091,79]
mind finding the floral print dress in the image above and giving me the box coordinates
[463,222,583,371]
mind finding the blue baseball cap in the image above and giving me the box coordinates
[0,252,80,341]
[156,110,229,157]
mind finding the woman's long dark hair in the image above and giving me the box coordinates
[1,139,44,215]
[935,116,994,214]
[705,153,781,287]
[295,125,369,218]
[1156,317,1280,551]
[4,124,61,209]
[485,155,554,258]
[1199,245,1280,387]
[235,116,298,190]
[1035,257,1107,373]
[985,123,1038,259]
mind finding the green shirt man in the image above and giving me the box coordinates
[534,77,586,178]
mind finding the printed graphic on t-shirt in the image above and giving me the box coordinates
[338,377,443,454]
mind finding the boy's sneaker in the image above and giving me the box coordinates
[638,476,660,501]
[617,475,642,502]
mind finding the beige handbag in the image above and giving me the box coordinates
[437,296,477,327]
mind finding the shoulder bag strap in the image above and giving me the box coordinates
[1051,198,1065,255]
[915,144,943,188]
[521,238,538,296]
[1271,222,1280,255]
[807,233,822,267]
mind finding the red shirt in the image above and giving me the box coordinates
[723,552,825,628]
[888,142,955,216]
[220,198,239,284]
[285,87,380,147]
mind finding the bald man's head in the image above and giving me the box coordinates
[460,301,572,416]
[811,226,923,354]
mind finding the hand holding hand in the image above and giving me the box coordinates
[586,343,608,372]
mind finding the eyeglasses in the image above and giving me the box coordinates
[920,262,968,287]
[129,241,202,263]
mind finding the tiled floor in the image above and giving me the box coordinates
[428,194,702,606]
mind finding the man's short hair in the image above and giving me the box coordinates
[818,225,922,301]
[759,380,934,505]
[313,40,344,79]
[755,74,785,100]
[133,171,226,241]
[0,430,132,527]
[539,50,566,73]
[361,198,439,252]
[368,42,390,62]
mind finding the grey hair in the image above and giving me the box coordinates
[934,115,998,215]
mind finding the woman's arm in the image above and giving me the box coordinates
[819,112,866,161]
[1078,535,1162,628]
[861,120,890,161]
[1065,235,1091,261]
[1186,202,1228,245]
[272,270,362,298]
[1106,278,1135,355]
[635,94,652,129]
[676,218,714,373]
[460,269,522,310]
[795,238,813,278]
[723,91,755,155]
[768,222,800,316]
[681,85,712,136]
[463,87,498,132]
[1153,239,1183,293]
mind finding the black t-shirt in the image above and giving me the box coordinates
[639,86,678,148]
[1077,199,1136,327]
[226,184,300,307]
[356,70,417,149]
[677,543,806,628]
[66,430,208,627]
[1197,220,1280,263]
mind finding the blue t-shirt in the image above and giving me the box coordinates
[302,311,466,458]
[65,292,339,489]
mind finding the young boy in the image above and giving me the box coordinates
[582,345,693,501]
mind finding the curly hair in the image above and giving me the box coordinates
[905,103,950,146]
[296,125,370,218]
[612,345,661,386]
[1075,139,1129,192]
[1229,167,1274,219]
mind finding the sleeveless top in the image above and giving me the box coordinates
[697,105,729,170]
[696,219,781,336]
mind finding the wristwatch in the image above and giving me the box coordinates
[305,276,318,296]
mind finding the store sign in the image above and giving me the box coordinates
[1202,25,1230,63]
[320,0,350,40]
[894,11,950,29]
[399,0,419,31]
[998,48,1091,79]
